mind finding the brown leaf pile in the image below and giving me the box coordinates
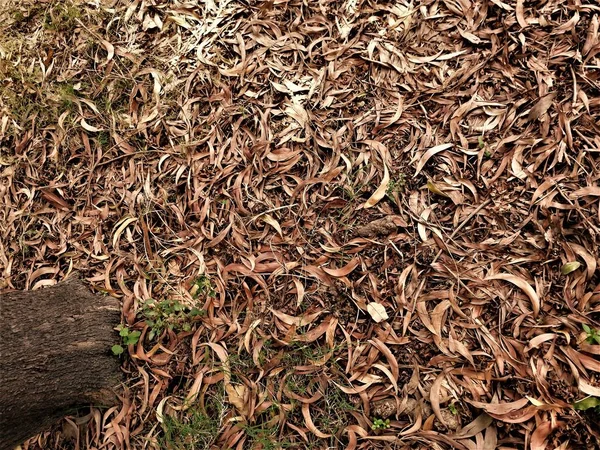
[1,0,599,449]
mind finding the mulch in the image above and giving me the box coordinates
[1,0,599,448]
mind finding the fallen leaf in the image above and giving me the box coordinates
[573,396,600,411]
[485,273,540,317]
[322,257,360,277]
[80,118,103,132]
[579,379,600,397]
[415,143,453,176]
[527,93,556,121]
[367,302,389,323]
[561,261,581,274]
[364,162,389,208]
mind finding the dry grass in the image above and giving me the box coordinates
[1,0,600,449]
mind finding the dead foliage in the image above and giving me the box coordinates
[1,0,599,449]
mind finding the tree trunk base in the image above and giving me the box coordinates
[0,278,121,449]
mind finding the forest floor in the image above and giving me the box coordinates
[1,0,600,449]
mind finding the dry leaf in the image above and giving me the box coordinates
[415,143,454,176]
[485,273,541,317]
[322,257,360,277]
[527,93,556,121]
[226,383,249,416]
[80,118,103,132]
[364,162,389,208]
[367,302,389,323]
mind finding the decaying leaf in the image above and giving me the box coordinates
[415,143,454,176]
[363,162,389,208]
[225,383,249,416]
[485,273,541,317]
[80,118,103,132]
[367,302,389,322]
[353,216,405,238]
[527,93,556,121]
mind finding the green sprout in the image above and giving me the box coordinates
[190,275,216,299]
[111,325,141,355]
[371,418,390,431]
[448,403,458,415]
[583,324,600,345]
[142,298,204,340]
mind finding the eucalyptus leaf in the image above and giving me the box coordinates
[573,396,600,411]
[561,261,581,275]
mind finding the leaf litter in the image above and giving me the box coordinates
[1,0,599,449]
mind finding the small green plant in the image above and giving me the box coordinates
[224,353,256,382]
[583,324,600,345]
[12,10,26,23]
[386,174,406,197]
[448,403,458,415]
[371,418,390,431]
[57,84,77,111]
[478,135,485,149]
[142,298,204,340]
[190,275,216,299]
[286,374,310,395]
[159,407,220,450]
[159,385,225,449]
[478,136,492,157]
[98,131,110,147]
[111,325,141,355]
[243,422,291,449]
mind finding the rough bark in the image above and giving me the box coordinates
[0,278,121,449]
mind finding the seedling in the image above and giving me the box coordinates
[478,135,485,149]
[190,275,216,299]
[142,298,204,340]
[583,324,600,345]
[386,174,406,197]
[243,422,292,449]
[371,418,390,431]
[43,3,81,32]
[98,131,110,147]
[111,325,141,355]
[448,403,458,415]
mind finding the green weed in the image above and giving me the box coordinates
[448,402,458,415]
[243,422,291,449]
[224,352,256,382]
[371,418,390,431]
[111,325,141,355]
[573,396,600,415]
[159,384,225,449]
[583,324,600,345]
[190,274,216,299]
[159,407,220,450]
[311,384,358,436]
[58,83,76,109]
[386,174,406,197]
[478,135,485,149]
[142,298,204,340]
[97,131,110,147]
